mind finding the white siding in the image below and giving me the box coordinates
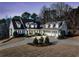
[50,24,53,28]
[9,21,14,38]
[45,24,48,28]
[55,23,59,28]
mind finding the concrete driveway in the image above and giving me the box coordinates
[0,36,79,50]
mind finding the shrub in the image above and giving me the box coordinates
[45,36,50,44]
[67,31,73,37]
[33,37,38,45]
[39,37,44,44]
[61,30,65,36]
[58,30,65,39]
[13,31,17,37]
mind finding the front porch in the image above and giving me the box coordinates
[27,29,61,38]
[9,28,61,39]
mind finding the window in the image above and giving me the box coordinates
[25,23,29,28]
[19,30,23,34]
[45,24,48,28]
[31,25,34,28]
[35,25,37,28]
[17,30,20,34]
[16,21,21,28]
[52,31,57,33]
[50,24,53,28]
[20,30,22,34]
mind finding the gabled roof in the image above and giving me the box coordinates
[11,19,41,29]
[22,19,41,29]
[21,19,32,28]
[43,21,64,29]
[12,19,24,29]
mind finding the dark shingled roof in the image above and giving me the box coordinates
[12,19,24,29]
[12,19,41,29]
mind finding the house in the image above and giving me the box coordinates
[9,18,68,38]
[9,19,25,38]
[9,19,40,38]
[41,21,68,38]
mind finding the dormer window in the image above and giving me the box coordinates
[30,24,34,28]
[45,24,48,28]
[16,21,21,28]
[25,23,29,28]
[50,24,53,28]
[35,25,37,28]
[34,23,37,28]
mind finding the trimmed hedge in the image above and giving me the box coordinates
[33,37,38,45]
[39,37,44,44]
[45,36,50,44]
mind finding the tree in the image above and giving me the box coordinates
[45,36,50,44]
[31,13,38,21]
[67,6,79,33]
[33,37,38,45]
[50,2,72,21]
[0,18,6,24]
[75,6,79,29]
[39,3,72,24]
[21,12,31,20]
[39,5,50,24]
[13,16,21,20]
[39,37,44,44]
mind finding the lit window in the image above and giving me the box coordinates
[50,24,53,28]
[16,21,21,28]
[45,24,48,28]
[31,25,34,28]
[25,23,29,28]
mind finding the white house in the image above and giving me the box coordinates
[9,19,26,38]
[41,21,68,38]
[9,19,39,38]
[9,18,68,38]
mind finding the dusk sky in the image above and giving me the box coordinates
[0,2,79,19]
